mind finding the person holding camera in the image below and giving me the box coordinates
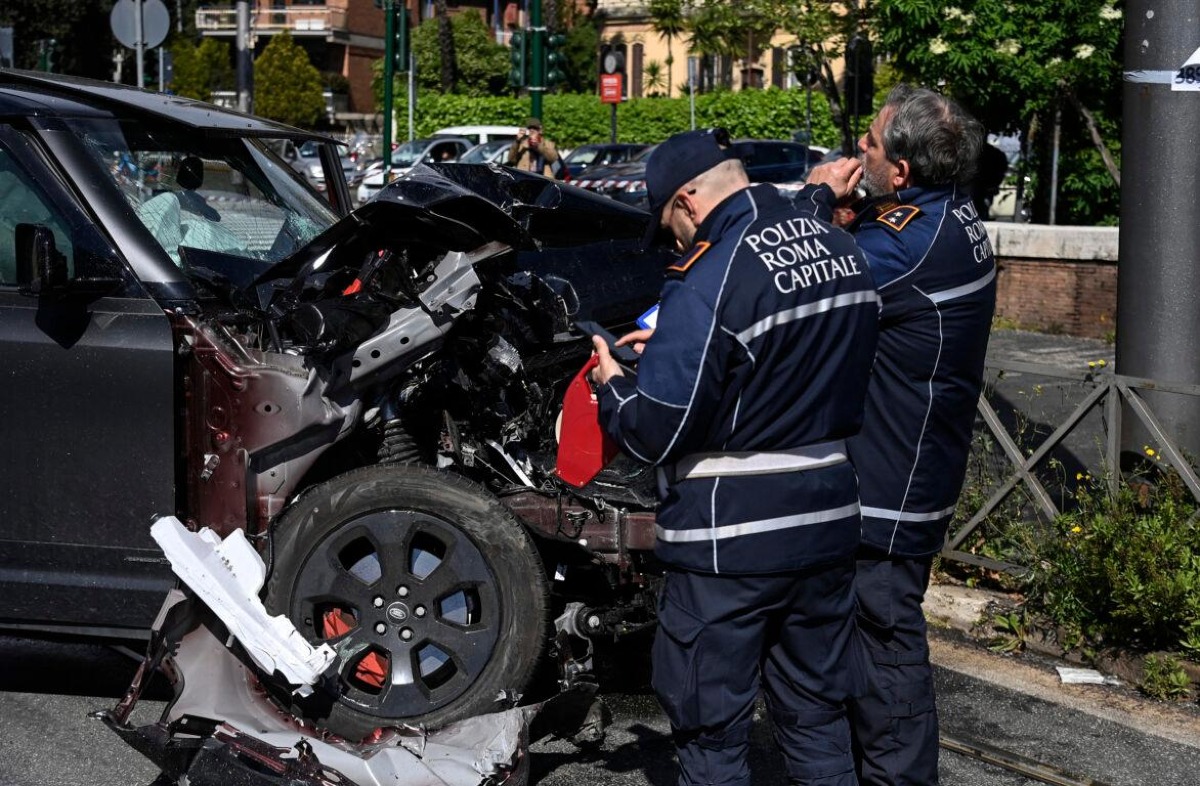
[506,117,559,177]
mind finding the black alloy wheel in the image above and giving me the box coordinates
[264,464,548,740]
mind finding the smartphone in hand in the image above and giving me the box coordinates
[575,320,640,364]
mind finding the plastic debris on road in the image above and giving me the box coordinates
[1056,666,1121,686]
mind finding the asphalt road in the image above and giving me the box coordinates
[2,630,1199,786]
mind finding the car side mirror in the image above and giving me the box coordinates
[16,223,68,294]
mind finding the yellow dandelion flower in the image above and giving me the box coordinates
[1088,361,1097,369]
[1075,472,1084,481]
[1146,448,1157,457]
[1098,359,1107,367]
[1071,525,1082,534]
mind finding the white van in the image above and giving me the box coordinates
[432,125,522,145]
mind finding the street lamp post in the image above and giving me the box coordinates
[529,0,545,119]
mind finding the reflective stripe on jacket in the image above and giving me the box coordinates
[597,184,879,574]
[848,185,997,557]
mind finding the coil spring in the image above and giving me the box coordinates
[378,418,423,464]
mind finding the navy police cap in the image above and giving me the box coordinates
[643,127,732,247]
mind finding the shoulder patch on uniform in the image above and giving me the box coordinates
[875,205,922,231]
[666,241,711,275]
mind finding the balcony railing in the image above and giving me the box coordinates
[195,7,349,35]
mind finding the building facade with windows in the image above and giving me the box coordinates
[594,0,841,100]
[195,0,501,122]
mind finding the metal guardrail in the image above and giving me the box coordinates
[195,7,348,34]
[943,358,1200,573]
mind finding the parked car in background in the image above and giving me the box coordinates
[574,139,823,209]
[736,139,825,184]
[571,145,657,204]
[443,136,571,179]
[355,135,473,203]
[457,138,514,166]
[433,125,521,145]
[279,138,359,193]
[561,143,648,181]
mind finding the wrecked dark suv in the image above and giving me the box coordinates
[0,71,668,741]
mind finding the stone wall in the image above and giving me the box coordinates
[985,223,1119,339]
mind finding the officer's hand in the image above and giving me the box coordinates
[616,328,654,356]
[590,336,624,386]
[806,157,863,200]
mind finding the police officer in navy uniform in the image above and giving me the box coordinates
[590,128,879,786]
[809,84,997,786]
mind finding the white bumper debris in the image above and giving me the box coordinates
[150,516,336,695]
[160,621,530,785]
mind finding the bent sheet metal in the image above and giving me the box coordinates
[96,518,539,786]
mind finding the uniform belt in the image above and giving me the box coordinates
[667,440,848,482]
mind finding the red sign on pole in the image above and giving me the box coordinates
[600,73,623,104]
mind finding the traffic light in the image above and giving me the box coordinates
[546,32,567,88]
[37,39,57,73]
[509,29,527,88]
[393,6,410,71]
[844,34,874,117]
[789,46,820,88]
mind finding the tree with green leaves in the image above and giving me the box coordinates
[873,0,1123,224]
[433,0,458,94]
[542,0,560,35]
[253,31,325,128]
[410,12,509,97]
[683,0,785,91]
[169,38,234,102]
[648,0,687,96]
[642,60,667,97]
[762,1,865,151]
[1,0,115,77]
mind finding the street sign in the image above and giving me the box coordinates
[600,73,623,104]
[110,0,170,50]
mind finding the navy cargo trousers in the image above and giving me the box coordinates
[652,559,863,786]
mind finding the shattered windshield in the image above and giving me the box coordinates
[71,119,338,266]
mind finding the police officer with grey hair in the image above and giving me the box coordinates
[808,83,996,786]
[590,128,879,786]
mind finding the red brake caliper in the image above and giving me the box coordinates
[321,609,387,690]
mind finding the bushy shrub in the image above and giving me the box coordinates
[1140,653,1192,700]
[1026,476,1200,657]
[373,80,840,149]
[169,38,234,101]
[254,31,325,128]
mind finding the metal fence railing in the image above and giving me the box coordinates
[943,358,1200,574]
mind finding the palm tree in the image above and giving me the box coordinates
[643,59,667,96]
[648,0,686,96]
[684,1,737,90]
[434,0,458,93]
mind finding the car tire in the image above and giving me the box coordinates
[263,464,548,740]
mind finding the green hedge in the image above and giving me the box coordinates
[382,88,840,149]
